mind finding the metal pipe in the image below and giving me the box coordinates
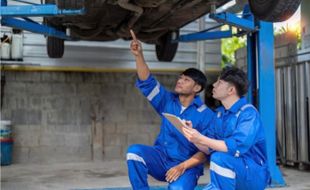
[0,71,6,109]
[117,0,143,28]
[197,16,206,100]
[11,0,37,5]
[149,0,189,29]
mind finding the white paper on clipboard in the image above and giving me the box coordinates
[162,113,187,133]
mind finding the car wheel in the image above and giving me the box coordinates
[156,31,179,62]
[47,36,64,58]
[56,0,84,9]
[249,0,301,22]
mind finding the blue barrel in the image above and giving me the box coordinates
[1,120,13,165]
[1,138,13,165]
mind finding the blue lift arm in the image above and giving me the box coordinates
[0,4,84,17]
[209,12,256,31]
[178,5,286,188]
[2,17,72,40]
[0,0,84,40]
[178,30,232,42]
[177,8,257,42]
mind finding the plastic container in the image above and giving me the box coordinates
[11,33,23,60]
[1,138,13,165]
[0,120,12,140]
[0,42,11,60]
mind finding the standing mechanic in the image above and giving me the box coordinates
[126,30,214,190]
[182,67,270,190]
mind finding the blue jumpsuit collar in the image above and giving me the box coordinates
[225,97,247,113]
[172,93,203,108]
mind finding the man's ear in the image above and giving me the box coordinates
[194,84,202,93]
[228,85,236,95]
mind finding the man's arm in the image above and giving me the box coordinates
[130,29,150,81]
[165,152,206,183]
[182,121,228,153]
[193,143,211,154]
[194,135,228,153]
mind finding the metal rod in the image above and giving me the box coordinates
[11,0,38,5]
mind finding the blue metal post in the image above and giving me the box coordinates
[243,5,257,105]
[1,0,6,6]
[256,21,286,187]
[246,33,256,105]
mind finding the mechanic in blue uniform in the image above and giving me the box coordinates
[182,67,270,190]
[127,30,214,190]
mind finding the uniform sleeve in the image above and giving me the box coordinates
[200,108,215,137]
[200,111,216,155]
[135,74,170,114]
[201,111,217,139]
[224,108,261,157]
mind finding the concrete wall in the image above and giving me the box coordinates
[1,71,179,164]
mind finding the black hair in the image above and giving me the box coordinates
[219,66,248,97]
[182,68,207,93]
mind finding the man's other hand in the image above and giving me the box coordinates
[182,122,203,144]
[165,163,187,183]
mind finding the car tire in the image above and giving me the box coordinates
[47,36,64,58]
[249,0,301,22]
[156,31,179,62]
[56,0,84,9]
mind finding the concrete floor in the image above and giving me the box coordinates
[1,161,310,190]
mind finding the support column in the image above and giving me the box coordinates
[246,32,257,105]
[256,21,286,187]
[197,16,206,100]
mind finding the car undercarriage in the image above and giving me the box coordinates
[44,0,301,61]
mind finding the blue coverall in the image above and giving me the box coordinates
[127,74,214,190]
[203,97,270,190]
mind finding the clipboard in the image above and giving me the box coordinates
[162,113,188,133]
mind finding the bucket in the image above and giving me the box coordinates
[1,138,13,165]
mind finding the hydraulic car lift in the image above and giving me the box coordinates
[1,1,285,187]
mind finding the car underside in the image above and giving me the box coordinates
[44,0,301,61]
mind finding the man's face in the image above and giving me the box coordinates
[174,74,201,95]
[212,79,233,100]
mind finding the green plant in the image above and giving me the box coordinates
[221,26,246,67]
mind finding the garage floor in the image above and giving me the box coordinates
[1,161,310,190]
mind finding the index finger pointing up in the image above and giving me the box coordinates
[130,29,137,41]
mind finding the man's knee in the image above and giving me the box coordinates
[127,144,147,166]
[127,144,143,154]
[168,172,198,190]
[168,182,185,190]
[169,180,195,190]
